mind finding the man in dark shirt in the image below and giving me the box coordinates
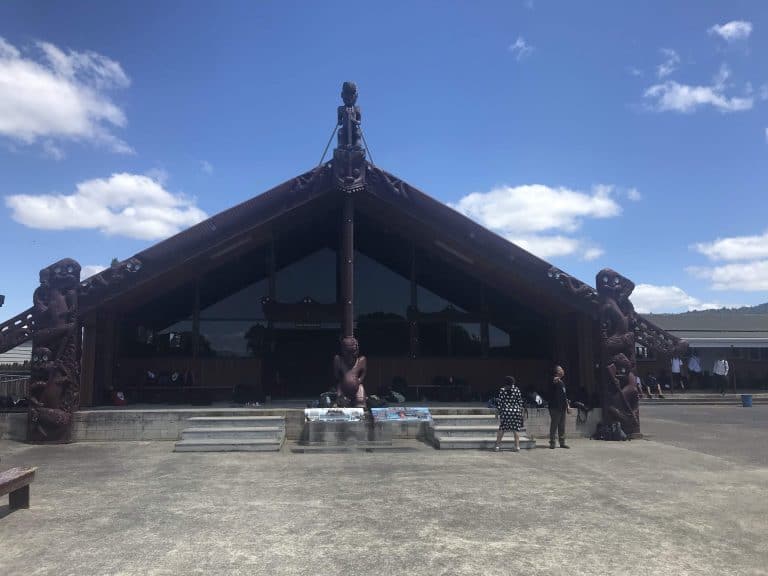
[549,365,571,449]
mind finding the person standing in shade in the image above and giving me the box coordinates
[549,365,571,449]
[643,372,665,399]
[670,355,684,391]
[713,357,730,396]
[494,376,524,452]
[687,351,702,389]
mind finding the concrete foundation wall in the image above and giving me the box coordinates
[524,407,602,439]
[429,407,601,439]
[1,406,603,443]
[70,409,303,442]
[0,412,27,441]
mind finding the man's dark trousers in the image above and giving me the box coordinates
[549,407,567,446]
[716,374,728,395]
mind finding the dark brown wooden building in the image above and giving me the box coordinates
[5,84,670,410]
[72,162,608,406]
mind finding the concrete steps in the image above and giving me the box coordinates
[435,436,537,450]
[181,416,286,426]
[174,416,285,452]
[174,439,281,452]
[181,427,283,440]
[429,414,536,450]
[641,397,768,406]
[431,415,502,427]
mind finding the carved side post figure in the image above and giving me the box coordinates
[28,258,81,443]
[596,268,641,438]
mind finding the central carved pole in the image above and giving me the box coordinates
[342,192,354,338]
[331,81,368,407]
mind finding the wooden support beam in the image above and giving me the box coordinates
[409,243,419,358]
[341,193,355,337]
[192,278,201,357]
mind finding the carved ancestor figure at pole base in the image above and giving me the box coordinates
[596,268,641,437]
[28,258,81,443]
[333,336,367,408]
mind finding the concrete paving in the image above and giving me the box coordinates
[1,407,767,576]
[642,404,768,467]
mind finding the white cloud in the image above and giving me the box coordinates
[760,84,768,101]
[511,235,579,259]
[694,230,768,261]
[656,48,680,79]
[644,64,753,113]
[626,188,642,201]
[42,140,64,160]
[5,172,207,241]
[509,37,534,61]
[582,247,604,261]
[627,67,644,78]
[81,264,107,279]
[708,20,753,42]
[687,260,768,291]
[631,284,723,314]
[0,37,20,59]
[765,127,768,143]
[450,183,624,260]
[145,167,169,186]
[201,160,214,175]
[691,229,768,292]
[0,36,131,154]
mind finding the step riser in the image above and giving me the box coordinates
[436,439,536,450]
[434,429,531,437]
[642,400,768,405]
[434,434,533,442]
[186,418,286,428]
[431,418,500,427]
[174,444,281,452]
[174,416,286,452]
[181,430,282,440]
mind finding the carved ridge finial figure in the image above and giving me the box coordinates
[337,81,362,150]
[28,258,81,443]
[333,336,367,408]
[333,81,366,192]
[596,268,641,437]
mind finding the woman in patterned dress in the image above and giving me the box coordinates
[494,376,525,452]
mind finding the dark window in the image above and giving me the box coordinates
[355,252,410,319]
[418,322,449,356]
[200,279,268,320]
[276,248,336,304]
[356,319,409,356]
[451,323,482,356]
[120,281,196,358]
[488,324,511,356]
[417,286,466,314]
[155,320,194,356]
[198,321,267,358]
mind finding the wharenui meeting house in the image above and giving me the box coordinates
[0,82,679,443]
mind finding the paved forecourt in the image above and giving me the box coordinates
[1,419,767,576]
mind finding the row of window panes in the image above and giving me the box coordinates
[126,319,512,359]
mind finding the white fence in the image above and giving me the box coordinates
[0,374,29,398]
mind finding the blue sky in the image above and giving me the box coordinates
[1,0,767,318]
